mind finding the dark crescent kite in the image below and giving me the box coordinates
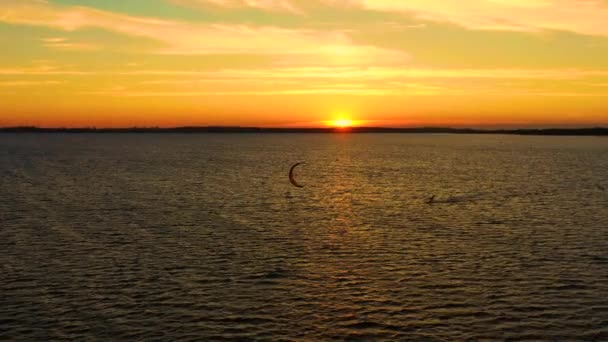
[289,162,305,188]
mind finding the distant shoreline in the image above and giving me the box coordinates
[1,126,607,136]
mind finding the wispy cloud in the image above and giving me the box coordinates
[0,65,91,75]
[24,64,604,98]
[529,92,608,97]
[167,0,608,37]
[352,0,608,36]
[41,37,99,51]
[0,0,405,65]
[0,80,64,87]
[86,89,401,96]
[85,84,608,98]
[4,63,608,81]
[170,0,304,13]
[127,67,608,81]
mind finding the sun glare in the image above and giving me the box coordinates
[331,118,355,128]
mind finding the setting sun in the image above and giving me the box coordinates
[330,118,355,128]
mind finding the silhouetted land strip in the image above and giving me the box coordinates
[1,126,607,136]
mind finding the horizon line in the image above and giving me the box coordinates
[1,126,608,136]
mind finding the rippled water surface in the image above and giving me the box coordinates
[2,133,608,341]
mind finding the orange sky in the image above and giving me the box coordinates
[1,0,608,128]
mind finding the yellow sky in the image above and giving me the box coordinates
[1,0,608,127]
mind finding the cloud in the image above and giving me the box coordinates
[0,0,405,65]
[115,66,608,97]
[0,65,91,75]
[352,0,608,36]
[170,0,304,13]
[166,0,608,37]
[0,80,64,87]
[170,0,608,37]
[141,66,608,81]
[86,88,402,96]
[41,37,99,51]
[133,76,444,96]
[4,63,608,81]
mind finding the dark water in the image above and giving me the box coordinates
[1,133,608,341]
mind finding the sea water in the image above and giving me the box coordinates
[1,133,608,340]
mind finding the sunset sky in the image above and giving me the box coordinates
[2,0,608,128]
